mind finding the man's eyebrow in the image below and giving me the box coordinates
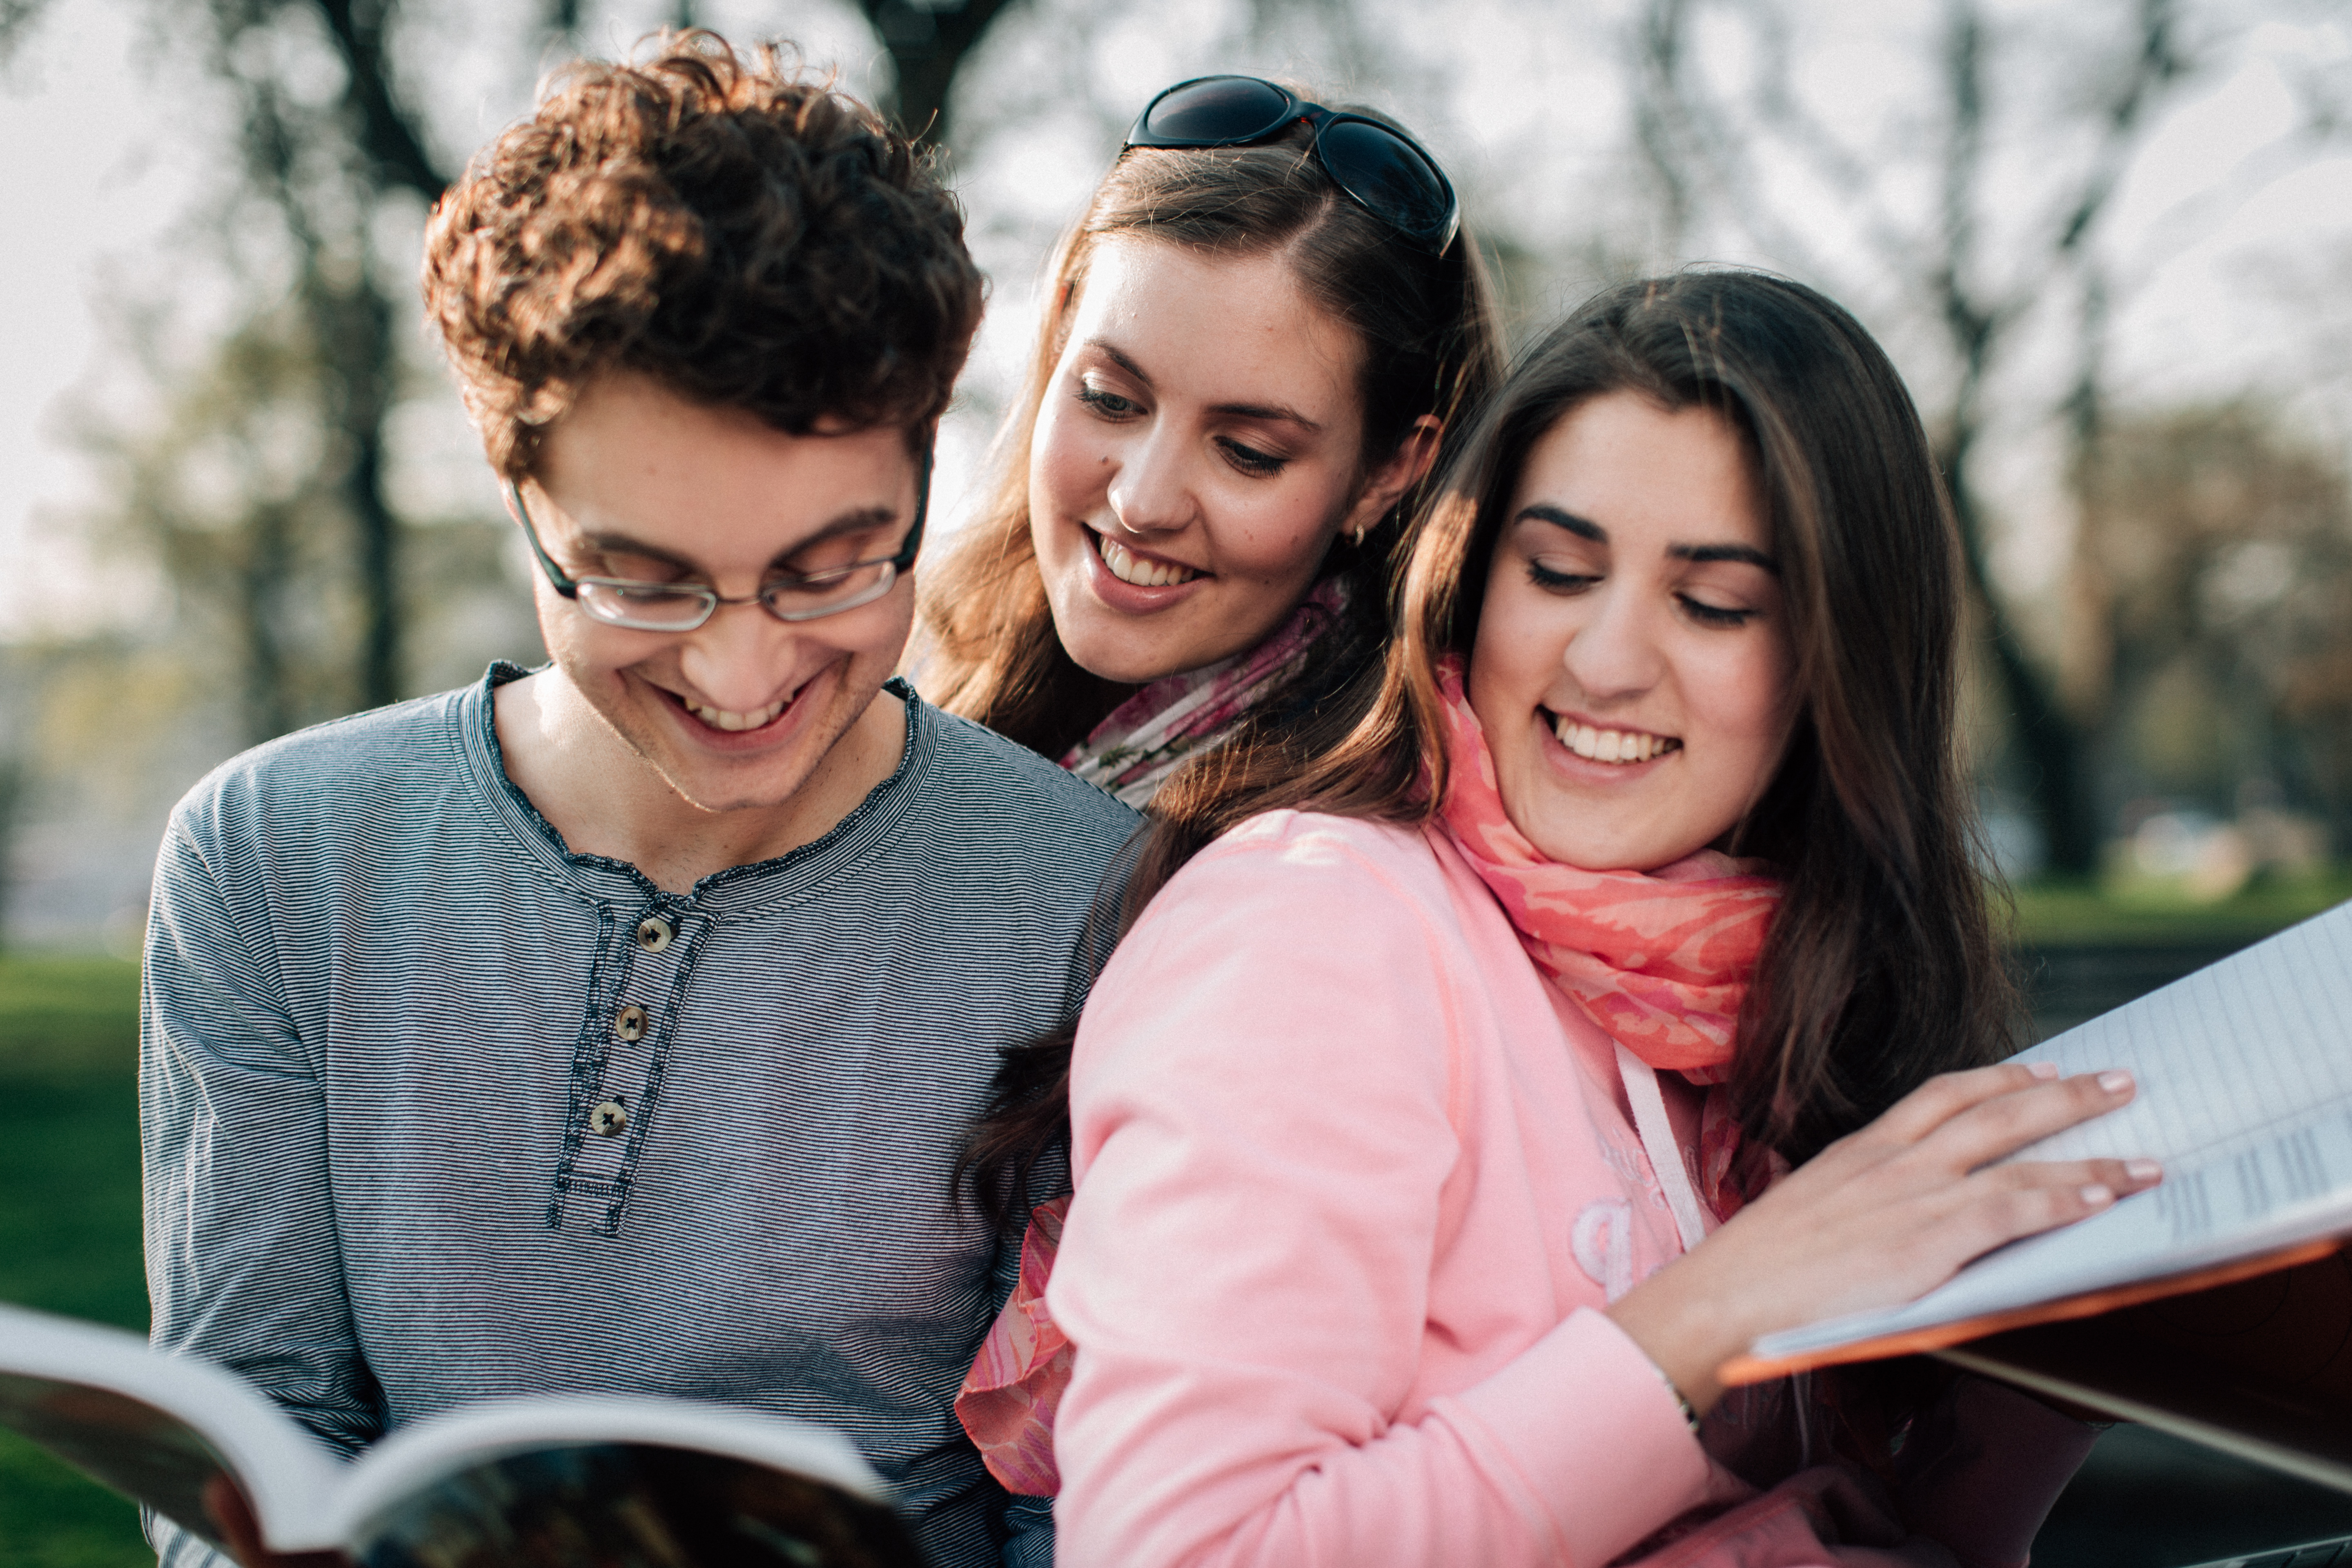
[574,506,905,575]
[1670,542,1780,574]
[1085,338,1321,432]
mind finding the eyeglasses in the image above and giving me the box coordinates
[506,448,931,632]
[1125,75,1460,255]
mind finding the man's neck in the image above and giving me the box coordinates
[491,671,907,894]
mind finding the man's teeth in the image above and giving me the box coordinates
[1099,535,1201,588]
[1553,716,1681,764]
[690,697,787,732]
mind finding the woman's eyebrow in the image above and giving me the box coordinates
[1210,398,1321,432]
[1089,336,1321,432]
[1516,503,1604,541]
[1671,542,1780,574]
[1086,339,1154,389]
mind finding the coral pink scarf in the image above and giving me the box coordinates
[956,659,1784,1498]
[1431,658,1781,1081]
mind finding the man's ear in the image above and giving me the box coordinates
[1340,414,1445,541]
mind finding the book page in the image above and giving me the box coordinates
[345,1441,924,1568]
[2011,902,2352,1168]
[0,1306,345,1549]
[1749,901,2352,1363]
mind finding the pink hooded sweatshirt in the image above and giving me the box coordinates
[1047,810,2094,1568]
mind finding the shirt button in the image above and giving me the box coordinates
[590,1099,630,1137]
[613,1004,648,1042]
[634,915,673,952]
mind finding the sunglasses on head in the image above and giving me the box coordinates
[1125,75,1461,256]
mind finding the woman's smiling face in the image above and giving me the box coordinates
[1029,236,1422,685]
[1467,391,1800,872]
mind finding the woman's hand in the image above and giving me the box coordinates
[1607,1061,2162,1413]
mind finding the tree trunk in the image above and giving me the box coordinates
[858,0,1018,148]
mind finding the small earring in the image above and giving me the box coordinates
[1350,521,1370,546]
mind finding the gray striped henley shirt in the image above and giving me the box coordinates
[140,665,1137,1568]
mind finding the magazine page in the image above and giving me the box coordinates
[0,1305,345,1550]
[332,1399,923,1568]
[1737,900,2352,1372]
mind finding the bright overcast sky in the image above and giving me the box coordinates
[2,0,2348,639]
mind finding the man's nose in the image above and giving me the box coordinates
[675,601,802,710]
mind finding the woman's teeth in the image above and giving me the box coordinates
[1099,535,1201,588]
[690,696,787,732]
[1554,716,1680,764]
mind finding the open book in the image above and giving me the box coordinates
[1724,899,2352,1392]
[0,1304,926,1566]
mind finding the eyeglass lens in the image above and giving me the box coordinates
[575,567,897,629]
[1139,76,1293,142]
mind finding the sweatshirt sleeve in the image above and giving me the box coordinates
[1047,820,1711,1568]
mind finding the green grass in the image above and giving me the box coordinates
[2007,869,2352,946]
[0,955,154,1568]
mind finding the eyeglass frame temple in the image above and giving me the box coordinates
[502,438,935,610]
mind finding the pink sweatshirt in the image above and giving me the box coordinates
[1048,811,2093,1568]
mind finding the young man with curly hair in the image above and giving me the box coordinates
[139,37,1130,1568]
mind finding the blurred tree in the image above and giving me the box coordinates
[0,757,24,954]
[86,298,368,743]
[194,0,452,722]
[0,0,42,62]
[2074,402,2352,846]
[856,0,1019,148]
[1624,0,2202,873]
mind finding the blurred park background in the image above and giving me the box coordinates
[1,0,2350,1563]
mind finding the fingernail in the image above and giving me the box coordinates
[2127,1159,2162,1182]
[2081,1183,2115,1207]
[2097,1070,2133,1094]
[2026,1060,2060,1080]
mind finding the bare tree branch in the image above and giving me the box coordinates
[856,0,1018,149]
[0,0,45,67]
[307,0,451,200]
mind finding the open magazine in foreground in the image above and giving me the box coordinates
[1719,899,2352,1490]
[0,1304,927,1566]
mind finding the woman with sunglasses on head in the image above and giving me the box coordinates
[1033,272,2151,1566]
[919,76,1501,803]
[926,76,1502,1497]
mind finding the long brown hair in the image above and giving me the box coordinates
[916,107,1503,762]
[968,269,2016,1218]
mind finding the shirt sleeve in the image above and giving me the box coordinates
[141,815,384,1464]
[1046,822,1711,1568]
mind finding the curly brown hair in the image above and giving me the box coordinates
[422,31,985,477]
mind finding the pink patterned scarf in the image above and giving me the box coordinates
[1060,578,1345,807]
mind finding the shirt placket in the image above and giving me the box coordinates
[549,899,707,1236]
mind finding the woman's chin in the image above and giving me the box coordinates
[1052,600,1258,688]
[1503,784,1719,875]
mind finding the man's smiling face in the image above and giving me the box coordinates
[519,374,922,815]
